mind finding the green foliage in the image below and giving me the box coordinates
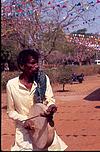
[1,65,100,92]
[56,66,72,91]
[71,65,100,76]
[44,67,59,83]
[1,37,20,70]
[1,41,12,63]
[1,71,20,91]
[71,28,97,37]
[44,65,100,84]
[57,66,72,83]
[44,66,73,91]
[72,28,87,34]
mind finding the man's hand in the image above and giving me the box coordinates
[24,119,35,130]
[46,104,57,115]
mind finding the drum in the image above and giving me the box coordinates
[27,103,55,150]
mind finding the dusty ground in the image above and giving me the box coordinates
[1,74,100,151]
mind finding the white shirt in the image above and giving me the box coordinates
[6,75,68,151]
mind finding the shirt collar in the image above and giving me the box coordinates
[18,76,37,92]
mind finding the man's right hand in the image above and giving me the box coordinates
[24,119,35,130]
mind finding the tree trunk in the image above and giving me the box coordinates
[63,83,65,92]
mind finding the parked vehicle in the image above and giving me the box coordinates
[70,73,84,84]
[95,60,100,65]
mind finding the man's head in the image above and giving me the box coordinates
[17,49,40,74]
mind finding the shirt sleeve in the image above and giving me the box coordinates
[6,81,28,123]
[44,75,56,107]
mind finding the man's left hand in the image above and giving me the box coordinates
[46,104,57,115]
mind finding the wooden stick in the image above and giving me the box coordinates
[21,114,40,122]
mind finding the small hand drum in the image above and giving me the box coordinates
[28,103,55,150]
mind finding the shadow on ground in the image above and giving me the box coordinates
[56,90,70,92]
[95,106,100,109]
[84,88,100,101]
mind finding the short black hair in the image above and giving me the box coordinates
[17,48,40,70]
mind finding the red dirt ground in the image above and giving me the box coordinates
[1,74,100,151]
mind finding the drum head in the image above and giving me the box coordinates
[28,103,54,149]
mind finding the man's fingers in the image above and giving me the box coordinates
[24,120,35,130]
[47,105,57,114]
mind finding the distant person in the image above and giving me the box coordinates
[6,48,68,151]
[71,73,77,81]
[4,63,9,71]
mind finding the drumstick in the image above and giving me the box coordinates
[21,114,41,122]
[21,112,47,122]
[21,108,56,122]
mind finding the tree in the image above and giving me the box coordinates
[57,66,72,92]
[1,0,99,69]
[72,28,87,34]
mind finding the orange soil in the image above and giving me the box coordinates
[1,74,100,151]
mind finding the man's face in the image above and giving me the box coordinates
[23,56,39,75]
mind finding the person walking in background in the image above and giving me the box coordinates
[6,48,68,151]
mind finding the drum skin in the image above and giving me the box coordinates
[28,103,55,150]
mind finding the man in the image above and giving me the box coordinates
[6,49,68,151]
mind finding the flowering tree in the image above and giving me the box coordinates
[1,0,100,69]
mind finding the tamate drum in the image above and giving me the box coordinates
[27,103,55,150]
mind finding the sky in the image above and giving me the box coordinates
[79,3,100,34]
[62,0,100,34]
[87,4,100,34]
[45,0,100,34]
[2,0,100,34]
